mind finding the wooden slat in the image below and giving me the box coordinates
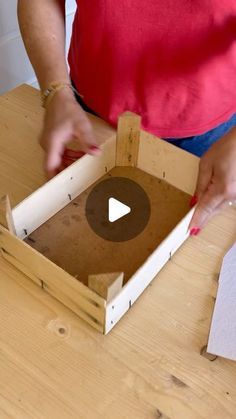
[12,135,116,239]
[116,112,141,166]
[44,284,104,333]
[137,130,199,195]
[88,272,124,301]
[0,195,16,234]
[1,248,42,288]
[2,248,104,332]
[105,208,194,333]
[0,226,106,331]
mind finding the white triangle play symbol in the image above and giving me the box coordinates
[108,197,131,223]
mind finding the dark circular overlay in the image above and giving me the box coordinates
[85,177,151,242]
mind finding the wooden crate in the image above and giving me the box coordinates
[0,112,199,334]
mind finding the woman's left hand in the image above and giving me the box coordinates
[189,128,236,234]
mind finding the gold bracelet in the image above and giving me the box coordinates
[41,81,79,109]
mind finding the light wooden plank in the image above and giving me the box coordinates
[0,226,106,329]
[207,242,236,360]
[44,284,104,333]
[1,248,42,288]
[88,272,124,301]
[12,135,116,239]
[137,130,199,195]
[0,195,16,234]
[0,252,103,334]
[105,208,194,333]
[116,112,141,166]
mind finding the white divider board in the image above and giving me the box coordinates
[12,136,116,239]
[207,242,236,361]
[105,207,195,334]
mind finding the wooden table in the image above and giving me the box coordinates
[0,85,236,419]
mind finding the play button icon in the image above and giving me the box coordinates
[108,198,131,222]
[85,177,150,242]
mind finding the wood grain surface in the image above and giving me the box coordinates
[0,85,236,419]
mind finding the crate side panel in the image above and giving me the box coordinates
[2,248,42,287]
[0,226,105,330]
[2,247,104,332]
[137,131,199,195]
[12,136,116,239]
[105,208,194,333]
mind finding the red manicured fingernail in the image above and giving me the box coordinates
[190,195,198,208]
[190,227,201,236]
[90,145,100,151]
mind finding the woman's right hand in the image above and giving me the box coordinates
[40,88,101,178]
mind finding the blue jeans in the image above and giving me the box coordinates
[165,113,236,157]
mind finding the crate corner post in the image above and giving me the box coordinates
[88,272,124,302]
[116,112,141,167]
[0,194,16,235]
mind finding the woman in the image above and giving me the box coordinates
[18,0,236,234]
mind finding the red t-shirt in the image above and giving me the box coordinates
[69,1,236,138]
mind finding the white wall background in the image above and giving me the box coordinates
[0,0,77,94]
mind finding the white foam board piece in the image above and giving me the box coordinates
[207,242,236,361]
